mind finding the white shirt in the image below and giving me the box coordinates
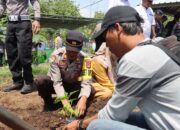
[135,5,155,38]
[108,0,130,9]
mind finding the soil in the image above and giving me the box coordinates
[0,86,108,130]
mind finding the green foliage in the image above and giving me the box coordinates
[33,33,48,43]
[40,0,80,16]
[0,17,7,42]
[54,90,80,117]
[0,66,11,78]
[32,51,47,65]
[94,11,104,19]
[77,11,103,40]
[0,63,49,87]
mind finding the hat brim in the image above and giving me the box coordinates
[66,45,80,52]
[92,26,106,40]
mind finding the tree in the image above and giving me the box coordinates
[40,0,80,16]
[77,11,104,41]
[94,11,105,19]
[30,0,81,44]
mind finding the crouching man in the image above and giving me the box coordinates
[35,30,93,117]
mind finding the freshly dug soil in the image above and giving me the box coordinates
[0,89,109,130]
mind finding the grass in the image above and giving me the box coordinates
[0,63,49,88]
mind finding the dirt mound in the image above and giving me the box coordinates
[0,90,108,130]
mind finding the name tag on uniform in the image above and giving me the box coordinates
[8,15,19,21]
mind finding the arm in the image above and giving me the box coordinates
[151,9,156,39]
[76,80,92,116]
[63,76,146,130]
[78,80,91,98]
[48,58,71,107]
[0,0,6,16]
[151,25,156,39]
[171,23,177,35]
[30,0,41,33]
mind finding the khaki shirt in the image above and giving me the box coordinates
[48,47,92,98]
[0,0,40,18]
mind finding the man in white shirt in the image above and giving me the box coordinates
[135,0,156,39]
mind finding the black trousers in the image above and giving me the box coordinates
[5,21,33,84]
[0,53,3,66]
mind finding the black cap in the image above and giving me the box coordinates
[66,30,84,52]
[93,6,143,41]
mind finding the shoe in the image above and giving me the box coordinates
[3,83,23,92]
[20,83,35,94]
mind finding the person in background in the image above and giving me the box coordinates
[63,6,180,130]
[91,42,116,99]
[160,15,168,37]
[162,15,168,24]
[155,10,163,37]
[35,31,93,117]
[165,13,180,37]
[135,0,156,39]
[91,22,117,99]
[54,32,63,50]
[1,0,41,94]
[171,21,180,41]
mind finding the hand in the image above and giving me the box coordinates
[62,120,79,130]
[32,20,40,34]
[76,96,87,116]
[61,99,79,117]
[61,99,71,107]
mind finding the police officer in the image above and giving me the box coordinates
[35,30,92,116]
[0,0,41,94]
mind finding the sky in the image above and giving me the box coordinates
[73,0,141,18]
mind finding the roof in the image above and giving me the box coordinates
[40,15,101,29]
[152,0,180,15]
[1,14,101,29]
[153,0,180,4]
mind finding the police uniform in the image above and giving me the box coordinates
[35,31,92,110]
[0,0,40,93]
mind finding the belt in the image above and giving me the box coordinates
[8,15,30,22]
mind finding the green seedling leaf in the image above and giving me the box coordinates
[54,90,80,117]
[69,90,79,97]
[54,92,68,104]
